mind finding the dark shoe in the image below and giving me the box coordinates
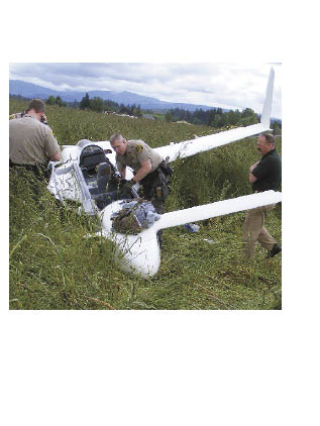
[267,243,282,258]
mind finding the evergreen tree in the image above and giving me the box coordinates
[80,93,90,110]
[239,108,259,126]
[46,95,56,105]
[90,97,105,113]
[55,96,66,107]
[104,99,120,112]
[165,111,173,122]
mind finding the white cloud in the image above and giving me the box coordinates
[9,63,282,118]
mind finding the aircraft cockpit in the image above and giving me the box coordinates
[77,141,123,210]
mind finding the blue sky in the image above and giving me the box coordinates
[9,62,282,118]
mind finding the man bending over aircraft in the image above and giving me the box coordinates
[110,133,172,214]
[242,133,281,259]
[9,99,61,180]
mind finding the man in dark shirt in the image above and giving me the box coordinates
[242,133,282,259]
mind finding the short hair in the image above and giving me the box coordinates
[260,133,275,144]
[110,133,125,144]
[26,99,45,113]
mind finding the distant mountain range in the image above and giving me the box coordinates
[9,80,229,113]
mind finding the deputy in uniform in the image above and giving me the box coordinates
[110,133,172,214]
[242,133,282,259]
[9,99,61,179]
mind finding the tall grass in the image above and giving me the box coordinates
[9,100,281,310]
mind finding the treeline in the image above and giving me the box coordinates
[44,93,143,116]
[9,94,31,102]
[165,107,259,127]
[79,93,143,116]
[37,93,281,132]
[10,94,69,109]
[165,106,282,132]
[46,95,67,107]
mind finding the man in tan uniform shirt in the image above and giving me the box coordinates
[110,133,171,214]
[9,99,61,178]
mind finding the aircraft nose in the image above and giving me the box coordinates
[115,232,161,277]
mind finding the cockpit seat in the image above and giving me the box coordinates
[96,162,112,194]
[78,144,127,210]
[79,145,107,172]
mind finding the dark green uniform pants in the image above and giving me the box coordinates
[140,163,170,214]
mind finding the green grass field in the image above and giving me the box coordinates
[9,99,282,310]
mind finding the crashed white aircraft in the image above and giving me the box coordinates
[48,68,281,277]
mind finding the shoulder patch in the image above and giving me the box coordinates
[135,144,144,153]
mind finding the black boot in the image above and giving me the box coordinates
[267,243,282,258]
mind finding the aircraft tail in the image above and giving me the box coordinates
[154,67,276,162]
[260,67,275,129]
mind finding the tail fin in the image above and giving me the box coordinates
[260,67,275,129]
[154,68,276,163]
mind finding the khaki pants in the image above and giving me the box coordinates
[242,204,276,259]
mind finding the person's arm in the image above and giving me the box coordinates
[44,127,61,161]
[249,172,257,183]
[249,161,260,183]
[132,160,152,182]
[116,160,126,179]
[119,167,126,179]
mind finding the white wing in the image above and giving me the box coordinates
[154,68,275,162]
[97,191,282,277]
[154,123,269,163]
[153,190,282,231]
[60,68,274,171]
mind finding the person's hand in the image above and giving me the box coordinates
[122,179,135,191]
[249,161,260,172]
[40,113,48,123]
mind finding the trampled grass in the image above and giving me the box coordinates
[9,100,281,310]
